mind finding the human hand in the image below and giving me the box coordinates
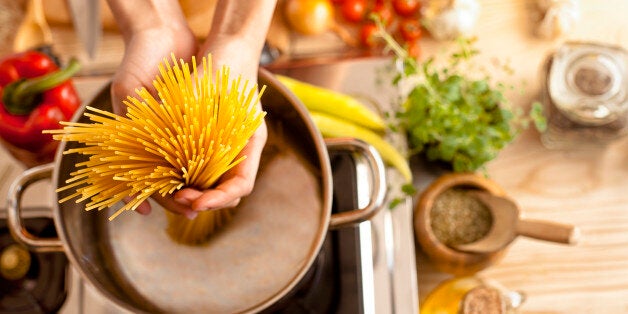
[108,0,273,218]
[109,25,197,115]
[131,38,268,219]
[137,121,267,219]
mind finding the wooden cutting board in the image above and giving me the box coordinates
[42,0,217,37]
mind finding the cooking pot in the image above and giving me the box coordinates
[7,69,386,313]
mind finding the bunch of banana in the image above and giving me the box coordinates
[276,75,412,183]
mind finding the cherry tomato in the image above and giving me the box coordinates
[406,38,421,58]
[371,3,394,26]
[398,18,422,41]
[359,23,381,48]
[330,0,345,4]
[392,0,420,17]
[341,0,368,23]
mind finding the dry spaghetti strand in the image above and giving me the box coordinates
[45,53,266,230]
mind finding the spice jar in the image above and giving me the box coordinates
[541,41,628,149]
[421,276,526,314]
[414,173,508,275]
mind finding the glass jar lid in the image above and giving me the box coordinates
[549,42,628,126]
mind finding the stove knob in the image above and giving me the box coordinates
[1,244,31,280]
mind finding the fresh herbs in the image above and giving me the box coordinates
[375,19,546,172]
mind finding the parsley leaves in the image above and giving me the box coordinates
[377,26,545,172]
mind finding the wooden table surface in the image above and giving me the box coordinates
[3,1,627,313]
[414,1,628,313]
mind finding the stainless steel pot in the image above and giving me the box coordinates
[7,69,386,313]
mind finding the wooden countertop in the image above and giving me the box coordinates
[2,1,627,313]
[415,1,628,313]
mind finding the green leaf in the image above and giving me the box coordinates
[380,30,537,173]
[402,183,417,195]
[530,101,548,132]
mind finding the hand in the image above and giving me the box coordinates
[109,25,197,115]
[131,39,269,219]
[140,121,267,219]
[108,0,274,218]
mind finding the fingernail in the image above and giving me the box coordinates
[184,211,198,220]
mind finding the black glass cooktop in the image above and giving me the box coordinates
[262,150,366,313]
[0,215,68,314]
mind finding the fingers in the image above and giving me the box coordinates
[123,194,197,219]
[175,168,253,211]
[173,120,267,212]
[110,72,141,116]
[109,27,198,115]
[125,171,253,219]
[152,194,199,219]
[122,196,152,215]
[121,122,266,218]
[110,48,159,115]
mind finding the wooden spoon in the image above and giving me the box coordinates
[13,0,53,52]
[453,191,580,254]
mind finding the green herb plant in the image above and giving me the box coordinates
[375,19,546,173]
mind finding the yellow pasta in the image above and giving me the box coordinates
[46,53,266,244]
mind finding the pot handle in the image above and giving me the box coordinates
[326,138,387,229]
[7,163,64,252]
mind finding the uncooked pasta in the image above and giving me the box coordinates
[46,53,265,244]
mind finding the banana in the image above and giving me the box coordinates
[276,75,387,132]
[310,111,412,183]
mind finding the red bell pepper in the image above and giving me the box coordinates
[0,50,81,166]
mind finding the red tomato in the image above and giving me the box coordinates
[398,18,422,41]
[392,0,420,17]
[330,0,345,4]
[406,38,421,58]
[359,23,381,48]
[341,0,368,23]
[371,3,394,26]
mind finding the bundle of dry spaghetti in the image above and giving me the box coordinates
[46,53,266,245]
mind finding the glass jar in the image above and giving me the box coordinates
[541,41,628,149]
[420,276,525,314]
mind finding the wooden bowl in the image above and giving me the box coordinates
[414,172,509,275]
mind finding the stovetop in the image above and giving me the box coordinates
[0,213,68,314]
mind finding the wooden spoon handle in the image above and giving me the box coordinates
[516,219,580,245]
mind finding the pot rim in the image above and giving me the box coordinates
[50,68,335,314]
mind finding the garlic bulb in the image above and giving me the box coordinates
[422,0,481,41]
[535,0,580,39]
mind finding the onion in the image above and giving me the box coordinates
[285,0,335,35]
[284,0,356,45]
